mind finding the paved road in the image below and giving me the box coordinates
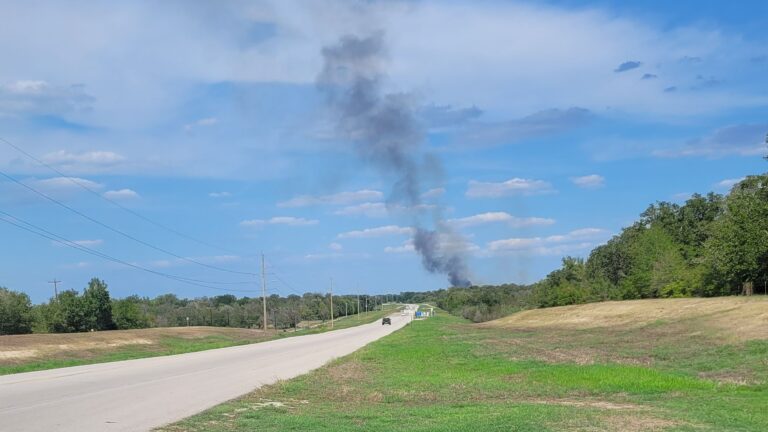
[0,309,413,432]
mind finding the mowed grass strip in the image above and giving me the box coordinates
[0,305,402,375]
[157,304,768,432]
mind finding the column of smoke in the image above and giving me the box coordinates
[318,33,471,287]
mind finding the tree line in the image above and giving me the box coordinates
[399,173,768,321]
[399,283,532,322]
[532,174,768,307]
[0,278,392,335]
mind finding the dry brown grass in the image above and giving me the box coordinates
[483,297,768,341]
[0,326,269,364]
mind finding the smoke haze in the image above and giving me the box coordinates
[318,33,472,287]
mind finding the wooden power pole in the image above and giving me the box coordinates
[261,253,268,331]
[329,277,334,329]
[48,279,61,301]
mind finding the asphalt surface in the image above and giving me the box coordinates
[0,310,412,432]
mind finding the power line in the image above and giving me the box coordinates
[0,210,258,293]
[0,169,257,277]
[266,264,306,296]
[0,136,247,257]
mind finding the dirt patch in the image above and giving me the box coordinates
[0,350,38,360]
[698,370,755,386]
[326,360,366,383]
[0,326,270,365]
[596,414,678,432]
[527,398,642,410]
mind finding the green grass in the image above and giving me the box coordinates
[159,311,768,432]
[0,305,402,376]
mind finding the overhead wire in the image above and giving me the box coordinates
[0,136,247,258]
[0,210,258,293]
[0,169,258,277]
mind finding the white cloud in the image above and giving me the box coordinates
[570,174,605,189]
[466,178,555,198]
[33,176,102,193]
[1,1,759,122]
[458,107,592,147]
[422,188,446,199]
[384,240,416,254]
[328,242,343,251]
[53,239,103,248]
[208,191,232,198]
[715,177,745,190]
[0,176,102,203]
[384,236,480,254]
[304,252,370,260]
[0,80,94,117]
[278,189,383,207]
[448,212,555,228]
[42,150,125,166]
[334,202,388,218]
[103,189,140,200]
[652,124,768,158]
[486,228,608,255]
[240,216,319,227]
[337,225,413,239]
[184,117,218,131]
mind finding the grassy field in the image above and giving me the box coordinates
[158,297,768,432]
[0,305,401,376]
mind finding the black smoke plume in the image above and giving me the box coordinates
[318,33,471,287]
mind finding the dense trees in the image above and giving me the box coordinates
[0,287,33,335]
[533,175,768,306]
[400,283,532,322]
[0,278,390,334]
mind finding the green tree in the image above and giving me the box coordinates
[112,295,150,329]
[0,287,34,335]
[53,290,87,332]
[620,226,687,299]
[705,175,768,294]
[83,278,115,330]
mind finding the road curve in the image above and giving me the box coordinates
[0,311,412,432]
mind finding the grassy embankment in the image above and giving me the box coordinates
[159,297,768,432]
[0,304,401,376]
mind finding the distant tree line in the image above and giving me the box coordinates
[0,278,391,335]
[399,284,532,323]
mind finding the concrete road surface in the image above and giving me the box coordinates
[0,309,413,432]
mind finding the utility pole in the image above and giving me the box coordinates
[329,277,334,329]
[357,293,361,320]
[764,133,767,161]
[345,302,348,317]
[48,279,61,301]
[261,253,268,332]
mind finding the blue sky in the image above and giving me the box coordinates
[1,0,766,303]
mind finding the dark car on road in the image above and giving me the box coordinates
[382,317,391,325]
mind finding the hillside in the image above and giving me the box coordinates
[483,297,768,341]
